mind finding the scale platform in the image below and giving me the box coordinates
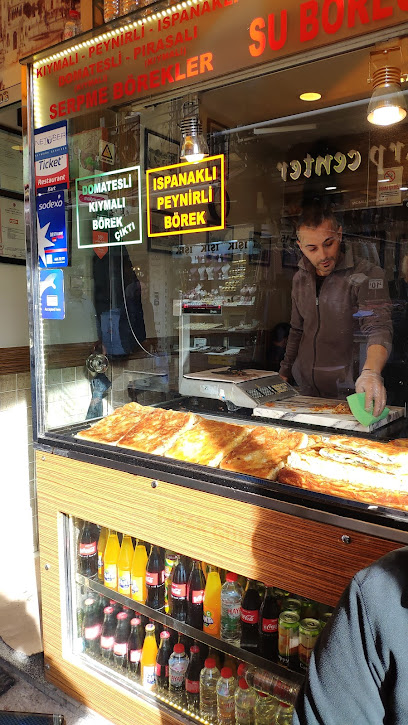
[181,367,298,408]
[253,396,405,432]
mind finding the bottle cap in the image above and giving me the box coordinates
[117,612,127,620]
[69,9,80,16]
[239,678,249,690]
[237,663,245,677]
[257,692,268,698]
[145,623,155,632]
[190,645,200,654]
[226,572,238,582]
[221,667,232,679]
[204,657,216,669]
[160,630,170,639]
[84,598,95,606]
[130,618,141,626]
[173,643,184,654]
[104,606,114,615]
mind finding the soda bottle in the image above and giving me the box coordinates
[141,622,158,691]
[100,605,116,662]
[235,677,256,725]
[127,617,144,680]
[254,692,280,724]
[185,644,201,713]
[155,629,172,693]
[186,559,206,630]
[131,543,148,603]
[168,643,189,705]
[203,570,221,636]
[199,656,220,723]
[259,587,279,661]
[276,702,294,724]
[82,597,101,657]
[109,599,123,618]
[117,534,134,597]
[240,579,261,653]
[146,545,165,611]
[216,666,237,724]
[78,522,98,579]
[113,611,130,670]
[164,550,178,613]
[171,555,189,622]
[104,531,120,591]
[236,663,298,705]
[97,527,108,583]
[221,572,243,646]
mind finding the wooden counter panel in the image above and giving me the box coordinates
[36,451,402,609]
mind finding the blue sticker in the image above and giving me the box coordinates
[37,191,68,268]
[40,269,65,320]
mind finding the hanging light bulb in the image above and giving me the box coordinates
[180,100,209,163]
[367,66,407,126]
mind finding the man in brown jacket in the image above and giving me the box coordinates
[279,201,392,416]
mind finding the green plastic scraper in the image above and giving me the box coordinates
[346,392,389,427]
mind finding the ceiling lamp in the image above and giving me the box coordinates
[367,65,407,126]
[180,100,209,163]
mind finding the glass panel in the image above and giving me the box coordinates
[67,516,330,721]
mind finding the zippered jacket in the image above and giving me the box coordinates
[279,247,392,398]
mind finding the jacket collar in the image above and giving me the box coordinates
[298,244,355,274]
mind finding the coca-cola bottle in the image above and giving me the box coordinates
[155,629,172,693]
[82,597,101,657]
[259,587,279,661]
[185,644,201,713]
[240,579,261,653]
[146,545,165,612]
[113,612,131,669]
[127,617,144,679]
[171,555,189,622]
[186,560,206,630]
[100,605,116,662]
[78,522,98,579]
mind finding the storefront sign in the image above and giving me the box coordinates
[31,0,408,123]
[36,190,68,268]
[277,148,362,181]
[40,268,65,320]
[34,121,69,192]
[75,165,142,249]
[146,154,225,237]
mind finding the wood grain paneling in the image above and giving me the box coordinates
[0,346,30,373]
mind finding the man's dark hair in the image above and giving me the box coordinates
[296,199,340,233]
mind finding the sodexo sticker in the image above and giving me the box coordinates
[36,190,68,268]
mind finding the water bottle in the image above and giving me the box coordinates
[168,643,189,705]
[221,572,243,645]
[199,656,220,724]
[255,692,280,724]
[235,677,256,724]
[216,666,237,724]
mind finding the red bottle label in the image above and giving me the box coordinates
[241,608,259,624]
[146,572,159,586]
[101,635,114,650]
[262,618,278,633]
[84,623,101,640]
[80,542,97,556]
[185,679,200,693]
[192,589,204,604]
[113,642,127,657]
[171,582,187,599]
[130,649,142,663]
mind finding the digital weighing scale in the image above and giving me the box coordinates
[180,367,298,408]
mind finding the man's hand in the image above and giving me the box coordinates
[280,374,289,382]
[355,370,386,417]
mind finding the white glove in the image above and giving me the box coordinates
[355,369,386,417]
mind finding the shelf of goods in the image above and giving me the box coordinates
[36,447,407,725]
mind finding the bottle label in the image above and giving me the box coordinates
[104,564,117,589]
[169,670,186,687]
[171,582,187,599]
[146,571,159,587]
[80,542,97,557]
[130,648,142,663]
[131,576,143,599]
[98,553,104,569]
[227,604,241,619]
[241,608,259,624]
[185,679,200,693]
[156,663,169,677]
[118,571,131,595]
[203,612,214,627]
[262,617,278,633]
[220,698,235,713]
[113,642,127,657]
[143,665,156,689]
[84,624,101,641]
[192,589,204,604]
[101,635,114,650]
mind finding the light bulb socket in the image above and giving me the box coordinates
[372,66,402,89]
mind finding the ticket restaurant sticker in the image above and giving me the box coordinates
[34,121,69,193]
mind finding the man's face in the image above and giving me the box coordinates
[297,218,342,277]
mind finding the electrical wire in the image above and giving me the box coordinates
[120,245,155,357]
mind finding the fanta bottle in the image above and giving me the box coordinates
[118,534,134,596]
[203,570,222,636]
[141,622,158,691]
[104,531,120,591]
[131,543,148,603]
[97,527,109,583]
